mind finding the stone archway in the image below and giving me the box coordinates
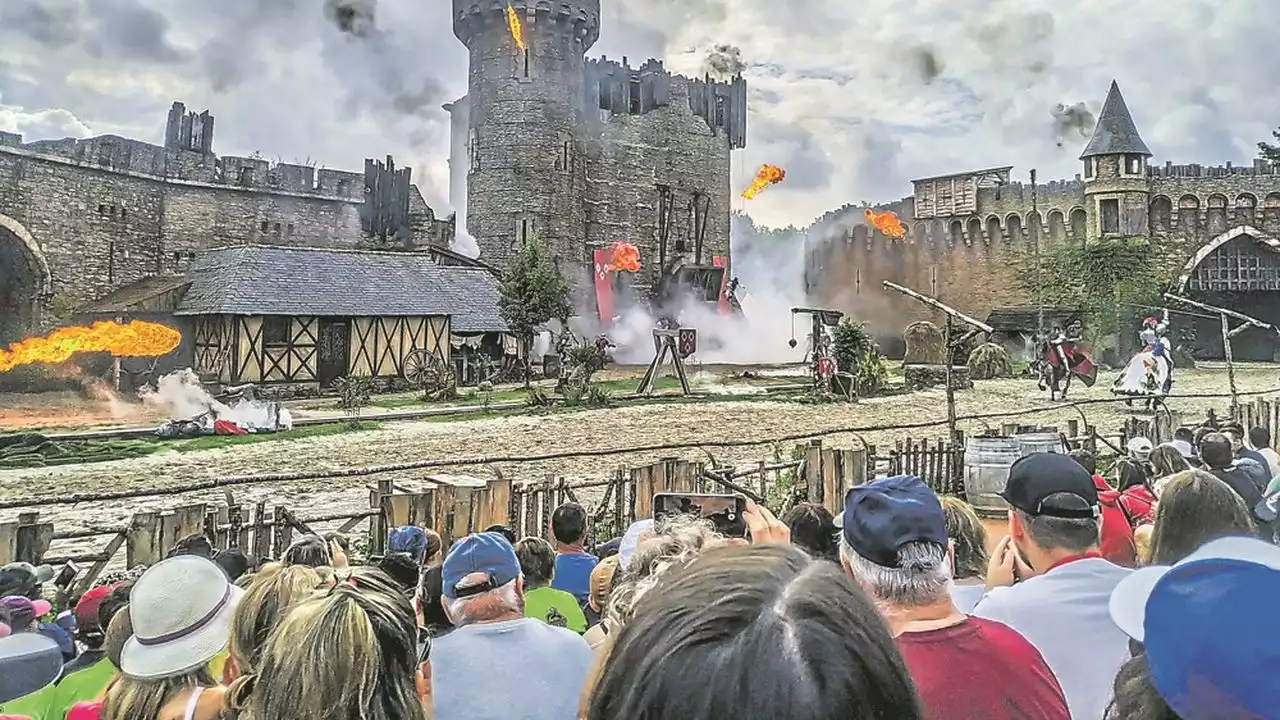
[1177,225,1280,360]
[0,214,52,343]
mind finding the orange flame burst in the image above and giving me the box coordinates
[741,164,785,200]
[0,320,182,373]
[606,242,641,272]
[864,208,906,239]
[505,4,526,52]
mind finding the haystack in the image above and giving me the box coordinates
[903,321,945,365]
[967,342,1013,380]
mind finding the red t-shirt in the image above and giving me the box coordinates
[1119,486,1157,528]
[895,617,1070,720]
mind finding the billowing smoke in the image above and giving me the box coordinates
[140,369,224,421]
[1051,101,1095,146]
[325,0,377,37]
[702,44,745,80]
[450,228,481,259]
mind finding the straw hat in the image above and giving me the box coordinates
[120,555,243,679]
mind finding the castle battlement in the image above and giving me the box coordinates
[584,55,747,149]
[1147,159,1280,178]
[0,130,365,201]
[452,0,600,49]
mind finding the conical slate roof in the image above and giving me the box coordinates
[1080,80,1151,159]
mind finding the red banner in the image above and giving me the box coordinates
[594,248,614,323]
[712,255,730,315]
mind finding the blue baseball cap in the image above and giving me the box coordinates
[1109,536,1280,719]
[387,526,428,561]
[441,532,521,599]
[837,475,947,567]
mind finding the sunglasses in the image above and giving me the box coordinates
[417,626,433,665]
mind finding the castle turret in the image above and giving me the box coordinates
[452,0,600,268]
[1081,80,1151,239]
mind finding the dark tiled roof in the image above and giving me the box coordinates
[173,245,507,333]
[81,276,191,313]
[1080,80,1151,158]
[986,306,1081,333]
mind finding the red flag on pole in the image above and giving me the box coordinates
[594,248,614,322]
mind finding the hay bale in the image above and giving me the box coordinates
[903,321,946,365]
[967,342,1013,380]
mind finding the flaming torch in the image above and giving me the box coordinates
[605,242,641,272]
[0,320,182,373]
[741,164,785,200]
[505,4,526,52]
[864,208,907,240]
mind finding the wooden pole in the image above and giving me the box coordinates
[1165,292,1277,335]
[1222,312,1239,418]
[882,281,993,334]
[945,316,958,442]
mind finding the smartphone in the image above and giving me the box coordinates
[54,561,78,589]
[653,493,748,537]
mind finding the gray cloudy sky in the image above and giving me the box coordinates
[0,0,1276,229]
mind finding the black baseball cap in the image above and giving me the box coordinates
[1000,452,1099,519]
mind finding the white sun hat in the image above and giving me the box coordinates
[120,554,244,679]
[618,519,655,571]
[1109,535,1280,643]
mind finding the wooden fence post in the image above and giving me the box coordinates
[803,439,824,504]
[477,475,512,534]
[127,511,160,568]
[370,478,394,555]
[272,506,291,558]
[15,512,52,565]
[251,502,271,560]
[0,521,16,565]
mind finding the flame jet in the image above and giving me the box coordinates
[741,164,785,199]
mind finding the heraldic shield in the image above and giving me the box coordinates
[678,328,698,359]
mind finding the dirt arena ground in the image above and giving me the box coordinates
[2,362,1276,556]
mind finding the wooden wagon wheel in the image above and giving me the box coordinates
[403,350,455,396]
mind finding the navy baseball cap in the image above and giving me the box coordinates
[387,526,428,561]
[1000,452,1099,519]
[1138,542,1280,718]
[839,475,947,568]
[441,532,521,599]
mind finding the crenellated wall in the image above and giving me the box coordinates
[807,157,1280,345]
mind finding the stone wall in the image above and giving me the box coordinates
[0,139,372,319]
[808,159,1280,346]
[582,73,733,298]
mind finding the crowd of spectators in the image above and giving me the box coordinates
[2,422,1278,719]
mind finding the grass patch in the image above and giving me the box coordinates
[166,421,383,452]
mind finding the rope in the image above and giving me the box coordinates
[6,385,1277,510]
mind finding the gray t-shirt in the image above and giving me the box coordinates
[432,617,594,720]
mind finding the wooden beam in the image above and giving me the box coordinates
[883,281,993,334]
[1164,293,1278,335]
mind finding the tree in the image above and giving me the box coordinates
[1259,128,1280,164]
[498,232,571,386]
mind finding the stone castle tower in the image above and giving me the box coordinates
[1080,80,1152,239]
[446,0,747,313]
[451,0,600,267]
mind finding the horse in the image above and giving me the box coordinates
[1036,338,1097,401]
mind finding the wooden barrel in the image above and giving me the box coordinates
[963,436,1021,515]
[1015,432,1065,457]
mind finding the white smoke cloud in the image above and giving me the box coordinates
[449,227,481,259]
[140,368,291,430]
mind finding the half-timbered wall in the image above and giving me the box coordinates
[192,316,234,383]
[349,316,450,378]
[231,316,320,383]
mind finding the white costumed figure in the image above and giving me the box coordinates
[1112,311,1173,398]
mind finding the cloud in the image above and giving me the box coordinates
[1,0,1278,228]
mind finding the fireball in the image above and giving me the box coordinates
[864,209,906,239]
[741,164,785,200]
[606,242,641,272]
[0,320,182,373]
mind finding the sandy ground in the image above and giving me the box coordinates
[3,363,1277,557]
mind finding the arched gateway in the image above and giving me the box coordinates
[1176,225,1280,361]
[0,213,52,344]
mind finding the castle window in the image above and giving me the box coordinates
[1126,155,1142,174]
[468,129,480,172]
[287,223,294,235]
[1100,199,1120,234]
[1084,158,1095,179]
[629,78,641,114]
[97,204,106,215]
[555,137,572,173]
[262,317,291,347]
[523,48,530,78]
[274,222,281,233]
[260,220,269,232]
[598,77,611,111]
[715,95,726,127]
[120,207,127,220]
